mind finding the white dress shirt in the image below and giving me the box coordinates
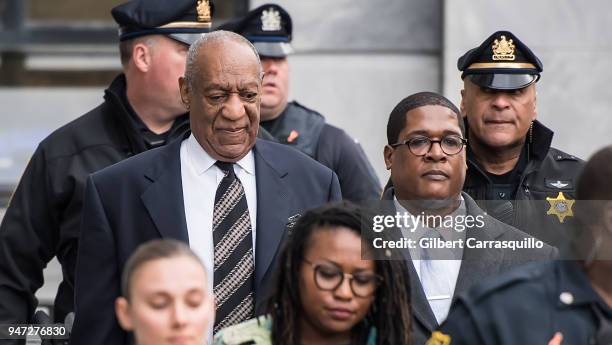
[180,133,258,293]
[394,196,465,324]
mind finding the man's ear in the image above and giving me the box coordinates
[179,76,190,109]
[383,145,394,170]
[115,297,134,331]
[132,42,152,73]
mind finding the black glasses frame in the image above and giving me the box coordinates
[390,135,467,156]
[303,259,382,298]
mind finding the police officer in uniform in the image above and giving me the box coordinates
[0,0,214,335]
[429,145,612,345]
[458,31,584,248]
[220,4,382,203]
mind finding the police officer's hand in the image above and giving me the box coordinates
[548,332,563,345]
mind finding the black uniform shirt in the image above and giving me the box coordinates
[119,90,183,149]
[463,121,584,247]
[482,145,529,201]
[0,74,189,327]
[260,101,381,202]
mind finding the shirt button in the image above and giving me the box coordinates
[559,292,574,305]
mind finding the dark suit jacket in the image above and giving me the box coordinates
[71,135,341,345]
[381,188,557,345]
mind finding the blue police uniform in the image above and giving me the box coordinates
[219,4,381,202]
[431,260,612,344]
[261,101,381,202]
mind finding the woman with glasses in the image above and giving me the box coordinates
[213,202,412,345]
[114,239,215,345]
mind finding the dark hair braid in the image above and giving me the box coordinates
[266,201,412,345]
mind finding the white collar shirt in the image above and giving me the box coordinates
[393,195,465,324]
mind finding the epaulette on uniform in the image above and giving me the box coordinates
[549,147,581,162]
[291,100,325,120]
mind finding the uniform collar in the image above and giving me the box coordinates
[260,102,290,133]
[464,120,554,188]
[103,74,190,152]
[464,119,553,164]
[528,120,554,161]
[104,74,148,153]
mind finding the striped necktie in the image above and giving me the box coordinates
[213,161,255,332]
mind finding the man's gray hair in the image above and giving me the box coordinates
[184,30,262,89]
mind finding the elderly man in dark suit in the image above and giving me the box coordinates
[71,31,341,345]
[381,92,556,345]
[0,0,215,334]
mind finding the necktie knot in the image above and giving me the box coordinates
[215,161,235,177]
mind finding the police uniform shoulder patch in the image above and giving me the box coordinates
[546,191,574,223]
[426,331,451,345]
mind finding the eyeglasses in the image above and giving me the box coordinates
[303,259,382,298]
[390,135,467,156]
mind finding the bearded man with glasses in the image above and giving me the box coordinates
[381,91,557,345]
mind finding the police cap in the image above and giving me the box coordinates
[112,0,214,45]
[218,4,293,58]
[458,30,543,90]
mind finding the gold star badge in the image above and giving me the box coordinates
[426,331,451,345]
[546,192,574,223]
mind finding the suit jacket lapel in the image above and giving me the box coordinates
[453,193,504,296]
[141,137,189,243]
[381,188,439,332]
[253,141,291,296]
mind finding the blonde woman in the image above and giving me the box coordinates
[115,239,214,345]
